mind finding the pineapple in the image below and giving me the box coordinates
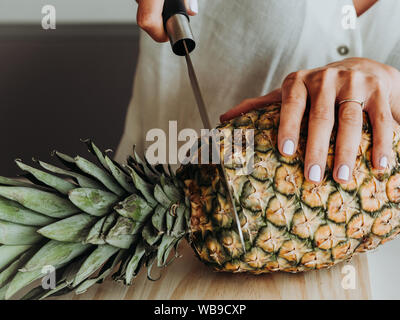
[1,103,400,299]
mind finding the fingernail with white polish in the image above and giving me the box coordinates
[283,140,295,156]
[380,156,388,169]
[338,165,350,181]
[309,165,321,182]
[189,0,198,13]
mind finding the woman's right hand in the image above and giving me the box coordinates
[136,0,198,42]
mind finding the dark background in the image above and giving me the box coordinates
[0,24,139,175]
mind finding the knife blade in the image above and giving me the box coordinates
[162,0,246,253]
[182,40,246,253]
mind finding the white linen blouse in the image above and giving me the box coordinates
[116,0,400,161]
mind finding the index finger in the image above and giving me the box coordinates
[277,72,308,156]
[219,89,282,122]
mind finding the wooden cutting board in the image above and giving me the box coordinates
[51,242,371,300]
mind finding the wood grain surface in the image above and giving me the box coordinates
[48,242,371,300]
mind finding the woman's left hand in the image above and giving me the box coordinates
[220,58,400,184]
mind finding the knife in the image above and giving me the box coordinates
[162,0,246,253]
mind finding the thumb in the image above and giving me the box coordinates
[185,0,198,15]
[220,89,282,122]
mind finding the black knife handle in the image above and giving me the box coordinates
[162,0,196,56]
[162,0,188,25]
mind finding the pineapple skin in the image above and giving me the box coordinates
[179,104,400,273]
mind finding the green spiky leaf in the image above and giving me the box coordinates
[0,245,32,271]
[68,188,119,217]
[114,194,153,222]
[0,220,41,245]
[75,156,125,196]
[0,196,55,226]
[0,187,79,218]
[38,213,97,242]
[38,160,105,190]
[15,160,76,195]
[73,244,119,286]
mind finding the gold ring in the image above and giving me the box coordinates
[338,99,365,108]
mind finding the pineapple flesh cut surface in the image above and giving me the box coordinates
[0,104,399,299]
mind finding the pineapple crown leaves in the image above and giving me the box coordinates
[0,140,190,300]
